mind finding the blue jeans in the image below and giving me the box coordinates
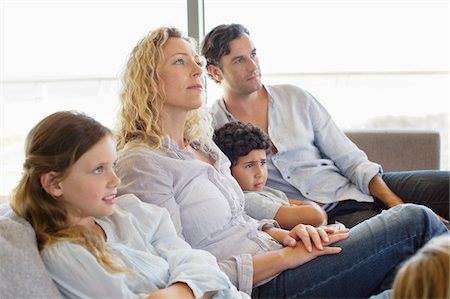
[382,170,449,218]
[328,170,449,227]
[252,204,448,298]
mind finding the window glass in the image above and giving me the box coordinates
[204,1,448,169]
[1,1,187,196]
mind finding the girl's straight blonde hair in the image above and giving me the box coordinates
[392,234,449,299]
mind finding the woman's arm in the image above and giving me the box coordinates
[275,200,328,228]
[252,231,349,285]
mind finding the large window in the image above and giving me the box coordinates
[1,1,187,196]
[1,1,448,197]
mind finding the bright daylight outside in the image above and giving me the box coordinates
[1,1,449,200]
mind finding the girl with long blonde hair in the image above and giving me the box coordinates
[10,110,247,299]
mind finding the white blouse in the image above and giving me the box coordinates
[41,194,248,299]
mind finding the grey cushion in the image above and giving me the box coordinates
[0,203,61,299]
[345,129,440,172]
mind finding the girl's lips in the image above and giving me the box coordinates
[103,194,117,205]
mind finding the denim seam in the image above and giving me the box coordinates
[289,233,417,298]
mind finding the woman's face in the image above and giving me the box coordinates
[55,135,120,227]
[159,37,205,114]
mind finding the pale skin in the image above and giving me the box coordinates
[39,135,211,299]
[231,149,327,228]
[207,33,449,224]
[158,36,350,286]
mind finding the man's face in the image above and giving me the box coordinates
[209,34,263,96]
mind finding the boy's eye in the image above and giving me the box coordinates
[94,166,104,174]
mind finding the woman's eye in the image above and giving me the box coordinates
[94,166,104,174]
[175,58,184,65]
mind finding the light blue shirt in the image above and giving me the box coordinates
[211,84,382,205]
[244,185,290,220]
[41,194,248,299]
[116,139,283,295]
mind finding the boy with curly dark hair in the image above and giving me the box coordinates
[214,121,329,229]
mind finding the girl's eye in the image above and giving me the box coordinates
[94,166,104,175]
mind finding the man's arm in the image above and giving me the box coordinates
[368,175,404,208]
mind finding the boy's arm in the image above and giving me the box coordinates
[275,200,327,228]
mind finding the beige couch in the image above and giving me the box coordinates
[0,129,442,298]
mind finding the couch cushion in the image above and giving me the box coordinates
[0,203,61,299]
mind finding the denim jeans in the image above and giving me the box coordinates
[328,170,449,228]
[252,204,448,298]
[383,170,449,218]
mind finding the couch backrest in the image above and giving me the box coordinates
[0,203,61,299]
[345,129,440,172]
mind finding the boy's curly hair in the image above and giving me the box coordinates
[213,121,271,166]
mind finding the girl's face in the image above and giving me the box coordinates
[159,37,205,114]
[56,135,120,227]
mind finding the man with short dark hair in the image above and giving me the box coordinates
[202,23,449,227]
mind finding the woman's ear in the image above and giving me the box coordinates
[207,65,223,82]
[40,172,63,198]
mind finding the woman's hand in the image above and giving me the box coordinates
[281,229,350,269]
[283,224,349,252]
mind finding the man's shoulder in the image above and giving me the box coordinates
[265,84,314,108]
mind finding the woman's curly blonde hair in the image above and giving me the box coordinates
[117,26,212,150]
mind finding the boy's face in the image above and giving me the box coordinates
[231,149,267,192]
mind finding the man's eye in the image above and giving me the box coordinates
[94,166,104,174]
[244,163,253,168]
[261,160,266,165]
[234,58,242,64]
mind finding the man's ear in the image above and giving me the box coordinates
[207,64,223,82]
[40,172,63,198]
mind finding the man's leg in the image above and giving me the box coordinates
[382,170,450,219]
[252,204,449,299]
[327,200,379,228]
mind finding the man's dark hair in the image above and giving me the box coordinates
[213,121,271,166]
[201,24,250,83]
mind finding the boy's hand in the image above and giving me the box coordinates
[283,224,349,252]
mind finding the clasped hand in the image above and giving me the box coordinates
[280,224,350,269]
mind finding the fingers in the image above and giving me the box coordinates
[290,224,332,252]
[318,246,342,255]
[325,231,350,245]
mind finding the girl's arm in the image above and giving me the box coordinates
[276,200,327,228]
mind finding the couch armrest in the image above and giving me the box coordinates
[345,129,440,172]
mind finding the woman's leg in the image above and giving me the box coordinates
[382,170,449,219]
[252,204,448,298]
